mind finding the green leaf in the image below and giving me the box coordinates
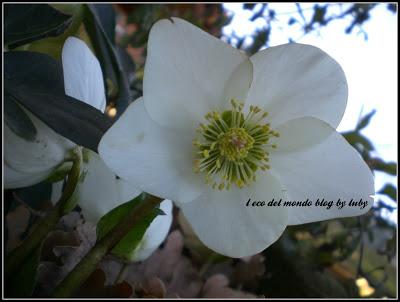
[84,4,132,117]
[5,51,112,153]
[243,3,256,10]
[96,194,145,241]
[376,200,396,211]
[84,4,117,96]
[342,131,374,152]
[5,92,37,141]
[111,208,163,262]
[311,5,328,25]
[20,4,85,60]
[248,28,270,55]
[96,194,164,262]
[4,4,72,48]
[378,184,397,202]
[370,158,397,176]
[92,4,116,44]
[356,109,376,131]
[6,246,42,297]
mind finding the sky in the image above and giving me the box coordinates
[222,3,397,222]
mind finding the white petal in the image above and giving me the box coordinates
[271,117,375,225]
[77,150,142,224]
[177,172,288,258]
[99,98,205,203]
[62,37,106,112]
[273,117,332,153]
[4,163,53,189]
[144,17,249,133]
[5,109,73,174]
[130,199,173,261]
[223,57,253,104]
[246,43,348,128]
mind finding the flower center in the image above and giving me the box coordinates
[193,99,279,190]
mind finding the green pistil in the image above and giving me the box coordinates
[193,99,280,190]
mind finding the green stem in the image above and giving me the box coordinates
[52,195,163,298]
[5,148,82,278]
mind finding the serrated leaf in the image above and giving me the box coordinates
[4,4,72,48]
[356,109,376,131]
[378,184,397,202]
[5,92,37,141]
[4,51,113,152]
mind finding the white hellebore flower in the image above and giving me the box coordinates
[99,18,375,258]
[5,37,173,260]
[5,36,106,189]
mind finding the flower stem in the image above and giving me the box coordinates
[52,195,163,298]
[5,148,82,278]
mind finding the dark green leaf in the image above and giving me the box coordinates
[311,5,328,25]
[5,51,113,152]
[83,5,118,98]
[243,4,256,10]
[97,194,145,241]
[370,158,397,175]
[96,194,165,262]
[6,246,42,297]
[342,131,374,152]
[376,200,396,211]
[378,184,397,202]
[387,3,397,13]
[248,28,270,55]
[84,4,132,117]
[5,92,37,141]
[356,109,376,131]
[92,4,116,44]
[111,208,162,262]
[4,4,72,48]
[288,17,297,25]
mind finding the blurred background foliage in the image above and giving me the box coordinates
[4,3,397,298]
